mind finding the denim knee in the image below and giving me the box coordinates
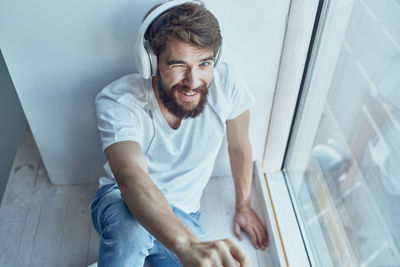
[108,204,147,239]
[92,186,154,247]
[93,187,155,266]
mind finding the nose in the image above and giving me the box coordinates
[182,67,202,89]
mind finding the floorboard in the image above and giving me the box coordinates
[0,128,99,267]
[0,126,41,267]
[86,220,100,266]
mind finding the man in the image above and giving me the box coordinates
[91,1,268,266]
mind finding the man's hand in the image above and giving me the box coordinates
[175,238,251,267]
[234,206,268,250]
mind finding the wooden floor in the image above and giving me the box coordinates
[0,127,99,267]
[0,127,273,267]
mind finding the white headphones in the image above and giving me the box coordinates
[134,0,223,79]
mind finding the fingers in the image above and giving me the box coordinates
[261,224,269,248]
[237,219,260,249]
[250,223,269,250]
[218,245,239,267]
[178,239,250,267]
[253,225,266,250]
[208,239,249,267]
[248,227,259,249]
[255,220,269,249]
[225,239,251,267]
[234,222,242,240]
[234,208,269,250]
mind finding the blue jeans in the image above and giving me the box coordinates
[90,183,204,267]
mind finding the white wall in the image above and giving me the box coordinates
[0,50,27,200]
[0,0,290,184]
[205,0,290,176]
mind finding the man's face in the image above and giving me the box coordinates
[156,39,215,119]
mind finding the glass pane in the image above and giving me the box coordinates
[284,0,400,266]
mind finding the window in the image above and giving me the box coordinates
[283,0,400,266]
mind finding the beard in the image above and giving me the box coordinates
[157,73,209,119]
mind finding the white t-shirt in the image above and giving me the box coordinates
[95,62,255,213]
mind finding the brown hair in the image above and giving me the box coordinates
[144,1,222,57]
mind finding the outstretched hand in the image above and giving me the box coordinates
[176,238,250,267]
[234,206,268,250]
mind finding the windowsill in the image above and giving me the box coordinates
[199,162,277,266]
[202,161,310,267]
[260,165,310,267]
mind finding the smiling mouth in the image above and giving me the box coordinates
[181,91,197,96]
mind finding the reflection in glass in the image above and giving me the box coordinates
[285,0,400,266]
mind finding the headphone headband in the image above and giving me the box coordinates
[134,0,223,79]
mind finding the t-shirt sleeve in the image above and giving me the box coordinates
[96,96,142,152]
[226,64,256,120]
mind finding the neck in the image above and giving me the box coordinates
[152,77,182,129]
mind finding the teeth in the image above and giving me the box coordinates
[183,91,196,96]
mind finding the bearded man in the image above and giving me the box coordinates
[90,1,268,266]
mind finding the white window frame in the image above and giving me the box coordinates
[258,0,358,266]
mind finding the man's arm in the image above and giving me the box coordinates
[226,110,268,250]
[105,141,250,266]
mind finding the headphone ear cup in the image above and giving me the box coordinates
[134,38,150,79]
[151,54,158,76]
[214,41,224,67]
[144,41,158,77]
